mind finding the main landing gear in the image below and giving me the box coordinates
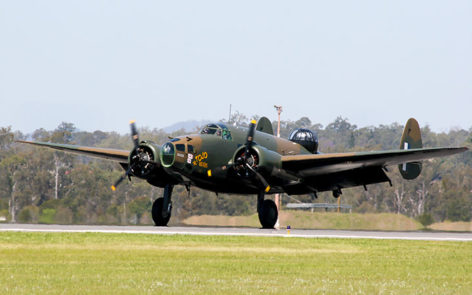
[152,184,173,226]
[257,191,278,229]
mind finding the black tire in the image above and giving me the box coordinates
[258,199,278,229]
[152,197,171,226]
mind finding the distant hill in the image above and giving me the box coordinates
[163,120,211,133]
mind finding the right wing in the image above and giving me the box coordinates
[281,147,467,177]
[16,140,129,163]
[280,146,468,193]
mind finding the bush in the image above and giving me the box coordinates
[18,206,39,223]
[417,213,434,227]
[39,208,56,224]
[129,196,152,223]
[54,207,73,224]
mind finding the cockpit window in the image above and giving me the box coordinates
[200,123,232,141]
[200,124,219,135]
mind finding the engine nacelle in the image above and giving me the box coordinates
[232,145,282,177]
[128,140,161,178]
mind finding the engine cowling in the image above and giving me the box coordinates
[128,140,161,178]
[232,145,282,177]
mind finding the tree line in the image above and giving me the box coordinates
[1,115,471,225]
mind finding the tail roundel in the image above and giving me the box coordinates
[398,118,423,179]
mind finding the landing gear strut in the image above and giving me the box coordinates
[257,191,278,229]
[152,184,173,226]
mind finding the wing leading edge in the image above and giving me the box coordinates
[16,140,129,163]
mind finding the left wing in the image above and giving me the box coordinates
[16,140,129,163]
[282,147,467,177]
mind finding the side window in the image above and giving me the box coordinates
[188,145,194,153]
[176,144,185,152]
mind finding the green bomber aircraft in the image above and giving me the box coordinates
[17,117,468,228]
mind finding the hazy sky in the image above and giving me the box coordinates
[1,1,471,134]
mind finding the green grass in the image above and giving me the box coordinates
[0,232,471,294]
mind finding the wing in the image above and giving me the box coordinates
[281,147,468,193]
[16,140,129,163]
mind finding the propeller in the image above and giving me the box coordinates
[245,163,271,193]
[130,120,139,148]
[111,120,140,191]
[111,165,133,191]
[233,120,271,193]
[244,120,257,164]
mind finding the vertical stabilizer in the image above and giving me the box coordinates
[398,118,422,179]
[256,117,274,135]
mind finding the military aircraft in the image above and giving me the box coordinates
[17,117,468,228]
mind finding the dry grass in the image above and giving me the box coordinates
[183,214,261,227]
[430,221,472,232]
[183,211,422,231]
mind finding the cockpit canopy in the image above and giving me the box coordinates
[289,128,318,153]
[200,123,232,140]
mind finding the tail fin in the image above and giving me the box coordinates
[398,118,423,179]
[256,117,274,135]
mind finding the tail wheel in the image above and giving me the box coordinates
[258,199,278,229]
[152,197,171,226]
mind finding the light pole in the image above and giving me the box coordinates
[274,105,282,229]
[274,105,282,137]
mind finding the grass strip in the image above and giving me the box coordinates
[0,232,470,294]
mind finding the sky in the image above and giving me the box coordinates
[1,1,471,135]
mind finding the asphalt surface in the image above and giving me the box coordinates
[1,223,471,241]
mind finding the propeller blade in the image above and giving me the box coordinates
[246,120,256,147]
[130,120,139,148]
[244,120,257,163]
[111,121,143,191]
[111,165,133,191]
[246,163,271,193]
[111,175,126,191]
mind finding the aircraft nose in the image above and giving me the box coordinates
[160,142,175,167]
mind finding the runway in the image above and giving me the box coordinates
[1,223,472,241]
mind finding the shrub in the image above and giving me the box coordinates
[39,208,56,224]
[18,206,39,223]
[417,213,434,227]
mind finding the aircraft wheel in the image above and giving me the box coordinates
[258,199,278,229]
[152,197,171,226]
